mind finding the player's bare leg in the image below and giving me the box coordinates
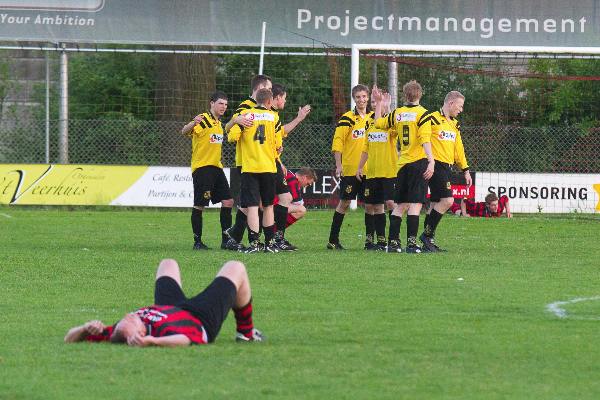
[216,260,264,342]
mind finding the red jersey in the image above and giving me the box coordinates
[273,170,303,204]
[453,195,508,217]
[86,305,207,345]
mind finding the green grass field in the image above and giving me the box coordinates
[1,207,599,399]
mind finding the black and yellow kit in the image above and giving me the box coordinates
[227,106,281,173]
[231,97,257,168]
[331,109,372,176]
[189,111,226,171]
[426,110,469,171]
[362,118,398,179]
[375,104,431,170]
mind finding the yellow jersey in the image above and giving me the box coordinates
[375,104,431,170]
[362,117,398,178]
[271,107,285,163]
[227,106,281,173]
[231,97,257,167]
[331,109,372,176]
[188,111,224,171]
[428,110,469,170]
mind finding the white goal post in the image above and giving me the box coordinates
[350,43,600,109]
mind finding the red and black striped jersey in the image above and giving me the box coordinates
[285,171,302,203]
[86,305,207,345]
[462,195,508,217]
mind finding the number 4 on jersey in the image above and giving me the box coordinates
[254,125,266,144]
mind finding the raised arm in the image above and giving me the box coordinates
[181,114,204,136]
[283,105,311,135]
[64,320,106,343]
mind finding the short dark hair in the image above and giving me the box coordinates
[272,83,286,98]
[210,91,228,103]
[296,167,317,181]
[255,88,273,105]
[251,74,272,91]
[485,192,499,204]
[351,84,369,98]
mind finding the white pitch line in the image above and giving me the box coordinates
[0,212,12,219]
[546,296,600,319]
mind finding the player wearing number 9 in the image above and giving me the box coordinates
[372,80,435,253]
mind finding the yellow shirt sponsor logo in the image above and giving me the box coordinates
[367,131,388,143]
[352,128,366,139]
[438,130,457,141]
[397,112,417,122]
[209,133,223,144]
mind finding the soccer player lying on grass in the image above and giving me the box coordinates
[451,192,512,218]
[271,167,317,247]
[64,259,264,346]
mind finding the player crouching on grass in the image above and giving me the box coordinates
[451,192,512,218]
[271,167,317,249]
[270,83,311,251]
[64,259,264,346]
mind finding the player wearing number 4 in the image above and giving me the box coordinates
[228,89,282,253]
[181,91,234,251]
[372,81,435,253]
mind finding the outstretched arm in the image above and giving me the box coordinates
[127,333,191,347]
[64,320,106,343]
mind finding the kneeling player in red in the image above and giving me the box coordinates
[272,167,317,250]
[64,259,264,346]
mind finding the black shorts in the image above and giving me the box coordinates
[240,172,276,207]
[339,175,366,201]
[364,177,395,204]
[154,276,237,343]
[192,166,232,207]
[428,161,453,202]
[396,158,429,204]
[275,161,290,195]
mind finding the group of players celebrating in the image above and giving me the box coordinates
[183,74,471,254]
[327,81,471,253]
[182,74,316,253]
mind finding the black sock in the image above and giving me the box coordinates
[248,229,260,244]
[264,224,275,243]
[406,215,419,245]
[388,215,402,241]
[232,209,247,242]
[424,209,444,237]
[220,207,232,242]
[258,209,264,236]
[191,208,202,242]
[250,210,264,242]
[274,204,289,235]
[365,213,375,244]
[329,211,345,243]
[375,213,386,244]
[388,209,393,225]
